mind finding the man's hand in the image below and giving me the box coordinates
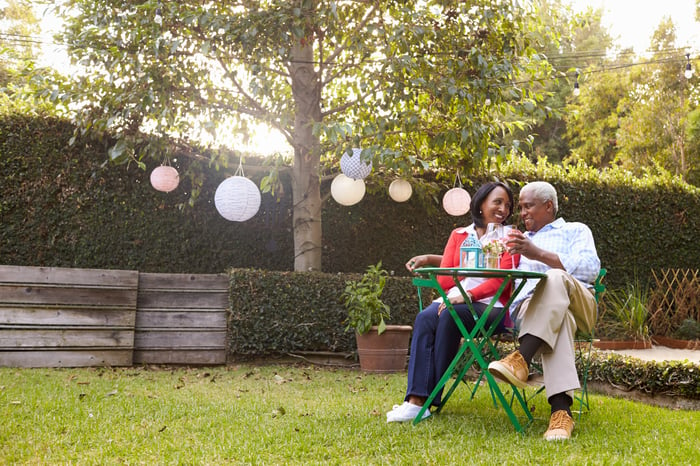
[506,230,564,270]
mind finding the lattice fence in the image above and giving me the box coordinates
[648,269,700,337]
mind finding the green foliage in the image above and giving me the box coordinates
[342,262,390,335]
[33,0,558,271]
[601,279,651,341]
[589,352,700,399]
[2,113,700,291]
[228,269,420,356]
[674,319,700,341]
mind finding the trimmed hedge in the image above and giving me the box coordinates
[588,352,700,400]
[2,112,700,291]
[228,269,431,356]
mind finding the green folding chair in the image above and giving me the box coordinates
[572,268,607,417]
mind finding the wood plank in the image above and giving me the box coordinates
[135,310,227,328]
[133,349,226,365]
[134,330,226,349]
[0,265,138,288]
[0,285,137,307]
[0,307,136,327]
[0,350,133,367]
[0,329,134,348]
[137,291,228,309]
[138,273,228,291]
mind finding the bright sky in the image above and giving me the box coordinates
[569,0,699,54]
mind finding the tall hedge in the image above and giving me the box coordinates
[2,112,699,290]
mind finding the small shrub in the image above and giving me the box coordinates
[673,318,700,340]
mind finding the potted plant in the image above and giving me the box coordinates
[342,262,412,372]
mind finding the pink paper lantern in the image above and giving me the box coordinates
[442,187,471,216]
[150,166,180,192]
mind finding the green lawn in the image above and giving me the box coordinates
[1,364,697,465]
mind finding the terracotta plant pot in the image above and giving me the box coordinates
[355,325,413,373]
[593,339,652,350]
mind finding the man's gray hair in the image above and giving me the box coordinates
[521,181,558,214]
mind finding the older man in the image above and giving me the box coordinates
[488,181,600,441]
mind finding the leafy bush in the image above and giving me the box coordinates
[588,352,700,400]
[342,262,391,335]
[674,319,700,340]
[597,279,650,341]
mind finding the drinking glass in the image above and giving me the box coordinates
[501,225,519,269]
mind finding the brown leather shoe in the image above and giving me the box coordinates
[543,410,574,441]
[488,350,529,388]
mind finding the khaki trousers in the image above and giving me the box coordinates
[516,269,597,398]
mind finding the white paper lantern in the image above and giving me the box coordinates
[214,176,261,222]
[388,179,412,203]
[150,166,180,192]
[442,187,471,216]
[330,174,365,206]
[340,148,372,180]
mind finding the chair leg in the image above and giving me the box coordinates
[573,336,593,420]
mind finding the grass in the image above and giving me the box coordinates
[1,364,698,465]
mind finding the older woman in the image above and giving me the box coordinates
[387,181,519,423]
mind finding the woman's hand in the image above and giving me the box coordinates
[406,255,425,273]
[437,292,472,316]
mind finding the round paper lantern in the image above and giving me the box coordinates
[214,176,261,222]
[340,148,372,180]
[330,174,365,206]
[150,166,180,192]
[388,179,412,203]
[442,187,471,216]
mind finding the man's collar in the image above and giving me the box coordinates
[527,217,564,235]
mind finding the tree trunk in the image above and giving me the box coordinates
[290,38,323,271]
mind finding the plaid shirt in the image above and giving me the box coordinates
[510,218,600,317]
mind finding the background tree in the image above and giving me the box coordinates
[565,56,639,167]
[506,0,613,163]
[614,18,697,181]
[0,0,40,86]
[43,0,553,272]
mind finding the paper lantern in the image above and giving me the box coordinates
[442,187,471,216]
[330,174,365,206]
[150,166,179,192]
[340,148,372,180]
[214,176,261,222]
[388,179,412,203]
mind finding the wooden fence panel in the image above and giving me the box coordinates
[134,273,229,365]
[0,265,138,367]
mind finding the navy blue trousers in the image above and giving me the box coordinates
[405,301,505,406]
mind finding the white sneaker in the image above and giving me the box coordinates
[386,402,431,423]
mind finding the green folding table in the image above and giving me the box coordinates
[410,267,546,432]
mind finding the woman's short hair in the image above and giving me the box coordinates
[470,181,514,229]
[520,181,558,214]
